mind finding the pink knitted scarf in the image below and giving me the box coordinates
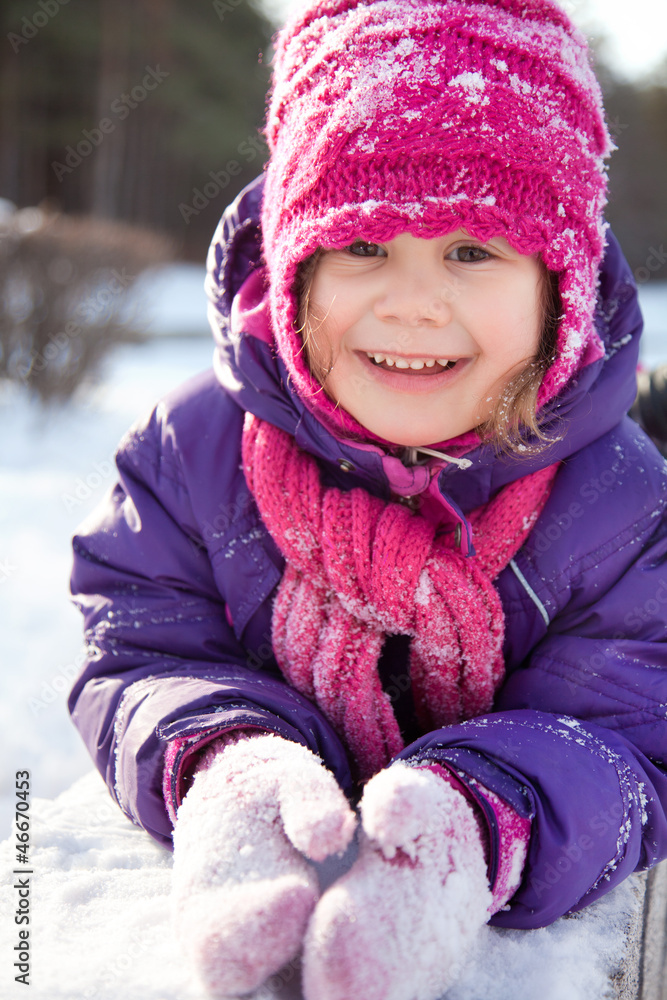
[243,414,558,780]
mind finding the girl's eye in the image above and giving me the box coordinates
[450,245,490,263]
[347,240,386,257]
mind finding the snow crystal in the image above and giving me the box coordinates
[224,527,268,559]
[449,71,486,91]
[508,73,534,97]
[448,71,489,105]
[341,34,439,137]
[558,716,583,730]
[414,568,434,606]
[432,192,469,204]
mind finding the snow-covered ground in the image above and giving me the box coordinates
[0,768,646,1000]
[1,333,215,833]
[0,267,665,999]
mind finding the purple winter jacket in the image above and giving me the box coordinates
[69,177,667,930]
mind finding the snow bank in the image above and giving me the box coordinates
[0,337,214,839]
[0,770,642,1000]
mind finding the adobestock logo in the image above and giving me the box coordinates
[7,0,70,54]
[179,135,266,225]
[17,268,134,383]
[51,66,170,182]
[634,244,667,285]
[213,0,246,22]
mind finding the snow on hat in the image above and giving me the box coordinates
[261,0,613,418]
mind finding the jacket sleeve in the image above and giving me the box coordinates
[68,382,353,848]
[400,424,667,928]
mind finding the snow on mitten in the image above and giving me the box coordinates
[171,733,357,998]
[302,761,492,1000]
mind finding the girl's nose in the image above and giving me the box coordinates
[374,270,455,327]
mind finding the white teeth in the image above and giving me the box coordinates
[365,352,456,369]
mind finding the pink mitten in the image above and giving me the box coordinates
[171,733,357,998]
[302,762,493,1000]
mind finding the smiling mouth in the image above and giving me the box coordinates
[365,352,458,373]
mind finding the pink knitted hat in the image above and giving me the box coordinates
[261,0,613,427]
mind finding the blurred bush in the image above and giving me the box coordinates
[0,203,172,401]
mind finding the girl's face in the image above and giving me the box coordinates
[304,231,544,447]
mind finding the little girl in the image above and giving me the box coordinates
[69,1,667,998]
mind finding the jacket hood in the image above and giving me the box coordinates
[205,176,642,519]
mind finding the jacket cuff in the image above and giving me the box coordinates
[481,782,531,913]
[162,724,271,825]
[410,760,531,913]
